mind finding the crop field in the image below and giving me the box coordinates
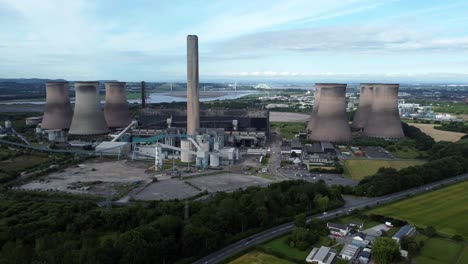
[409,123,465,142]
[369,181,468,238]
[228,251,294,264]
[344,159,426,180]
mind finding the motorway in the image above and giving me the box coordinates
[193,173,468,264]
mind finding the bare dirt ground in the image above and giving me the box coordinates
[19,160,153,196]
[269,111,310,122]
[133,179,201,201]
[187,173,272,193]
[409,123,466,142]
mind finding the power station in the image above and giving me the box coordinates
[30,35,406,170]
[308,83,352,143]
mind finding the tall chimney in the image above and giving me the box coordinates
[187,35,200,136]
[141,81,146,108]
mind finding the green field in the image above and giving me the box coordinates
[344,159,426,180]
[415,238,463,264]
[271,122,306,139]
[228,251,294,264]
[369,181,468,238]
[259,235,309,261]
[458,246,468,264]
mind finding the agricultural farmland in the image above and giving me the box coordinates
[344,159,426,180]
[369,181,468,238]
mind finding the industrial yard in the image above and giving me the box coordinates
[18,159,152,197]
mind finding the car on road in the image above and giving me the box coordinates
[323,212,328,215]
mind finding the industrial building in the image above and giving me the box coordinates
[308,83,352,142]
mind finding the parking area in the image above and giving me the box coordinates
[361,146,394,159]
[279,170,359,187]
[187,173,272,192]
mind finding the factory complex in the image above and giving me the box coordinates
[0,34,408,201]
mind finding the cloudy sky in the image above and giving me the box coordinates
[1,0,468,82]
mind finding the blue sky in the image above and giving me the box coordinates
[1,0,468,82]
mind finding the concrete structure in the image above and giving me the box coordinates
[306,84,322,133]
[364,84,404,139]
[309,84,352,142]
[42,82,73,130]
[352,84,374,130]
[187,35,200,136]
[104,82,132,128]
[69,82,108,135]
[306,246,336,264]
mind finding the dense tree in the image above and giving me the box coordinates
[372,237,400,264]
[0,180,343,263]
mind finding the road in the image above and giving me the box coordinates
[193,173,468,264]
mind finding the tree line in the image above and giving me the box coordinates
[0,180,343,264]
[354,123,468,196]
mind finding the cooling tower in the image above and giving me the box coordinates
[69,82,109,135]
[104,82,132,128]
[306,84,323,133]
[309,83,352,142]
[363,84,404,139]
[187,35,200,136]
[351,84,374,130]
[42,82,73,130]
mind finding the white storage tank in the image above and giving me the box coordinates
[200,141,210,152]
[209,154,220,167]
[180,139,194,162]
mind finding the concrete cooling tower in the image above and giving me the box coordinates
[69,82,108,135]
[306,84,322,133]
[41,82,73,130]
[363,84,404,139]
[309,83,352,142]
[104,82,132,128]
[351,84,374,130]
